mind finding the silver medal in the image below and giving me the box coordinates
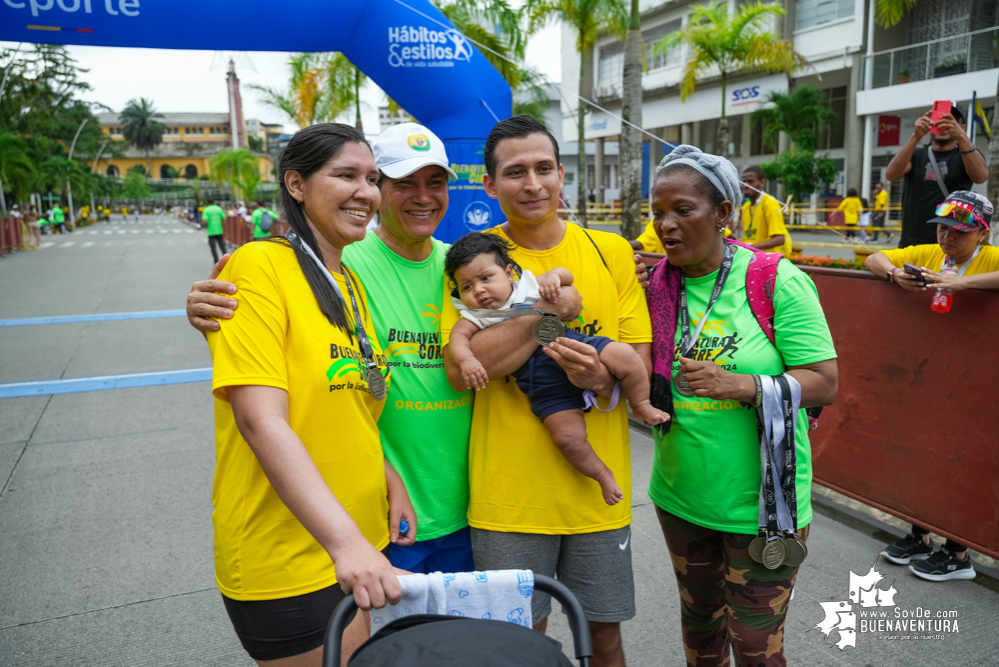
[533,315,565,347]
[673,369,694,396]
[366,368,387,401]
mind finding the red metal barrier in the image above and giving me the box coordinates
[637,253,999,558]
[221,216,288,250]
[0,216,24,256]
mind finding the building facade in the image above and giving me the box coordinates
[97,111,275,183]
[562,0,998,206]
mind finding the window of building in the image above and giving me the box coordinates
[750,116,767,156]
[817,86,847,150]
[565,171,575,185]
[106,165,119,177]
[644,19,682,71]
[185,164,198,179]
[795,0,853,30]
[597,41,624,86]
[164,126,179,136]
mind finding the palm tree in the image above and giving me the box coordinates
[250,52,365,129]
[655,0,804,158]
[619,0,643,240]
[525,0,628,228]
[438,0,550,125]
[210,148,260,202]
[750,86,837,152]
[874,0,917,27]
[0,132,36,212]
[37,156,88,204]
[120,97,164,175]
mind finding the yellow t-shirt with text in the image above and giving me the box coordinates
[881,244,999,275]
[208,241,390,601]
[442,223,652,534]
[741,196,792,257]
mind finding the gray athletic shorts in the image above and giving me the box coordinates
[470,525,636,623]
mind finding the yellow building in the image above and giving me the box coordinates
[96,112,275,182]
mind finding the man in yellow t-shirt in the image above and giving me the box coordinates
[629,219,666,254]
[872,182,889,242]
[740,165,792,256]
[837,188,864,238]
[442,116,650,663]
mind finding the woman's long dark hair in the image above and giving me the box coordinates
[269,123,370,339]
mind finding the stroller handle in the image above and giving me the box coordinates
[323,573,593,667]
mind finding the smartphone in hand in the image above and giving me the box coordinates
[904,263,927,285]
[930,100,952,134]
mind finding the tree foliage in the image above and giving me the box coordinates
[210,149,261,201]
[249,52,365,128]
[121,171,150,204]
[750,86,836,152]
[525,0,628,226]
[120,97,164,175]
[0,45,121,206]
[751,86,839,199]
[874,0,918,28]
[0,133,36,204]
[655,0,804,158]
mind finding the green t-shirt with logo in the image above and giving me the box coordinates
[648,247,837,534]
[343,231,472,541]
[251,208,278,239]
[51,208,65,223]
[202,205,227,236]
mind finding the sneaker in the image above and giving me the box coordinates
[909,548,976,582]
[881,533,933,564]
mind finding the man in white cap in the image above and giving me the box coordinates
[187,123,509,573]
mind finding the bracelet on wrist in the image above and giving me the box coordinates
[961,147,978,154]
[752,374,763,408]
[887,267,896,283]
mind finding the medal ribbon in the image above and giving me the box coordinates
[678,244,735,359]
[286,231,380,375]
[755,374,801,542]
[945,244,981,277]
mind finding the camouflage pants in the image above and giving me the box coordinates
[655,507,810,667]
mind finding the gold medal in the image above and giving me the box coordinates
[762,537,787,569]
[533,314,565,346]
[366,368,387,401]
[674,369,694,396]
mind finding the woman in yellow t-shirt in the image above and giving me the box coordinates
[866,190,999,295]
[836,188,864,238]
[207,124,412,665]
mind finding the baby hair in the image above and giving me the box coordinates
[445,232,519,286]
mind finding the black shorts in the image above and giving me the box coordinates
[222,582,347,661]
[511,328,614,421]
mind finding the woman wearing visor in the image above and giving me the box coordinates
[866,189,999,581]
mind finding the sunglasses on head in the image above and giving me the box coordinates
[935,202,984,227]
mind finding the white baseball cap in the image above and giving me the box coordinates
[371,122,457,180]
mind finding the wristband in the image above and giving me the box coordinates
[752,374,763,408]
[887,267,896,283]
[961,148,978,154]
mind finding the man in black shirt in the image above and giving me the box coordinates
[885,101,988,248]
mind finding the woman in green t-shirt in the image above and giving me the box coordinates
[645,145,839,666]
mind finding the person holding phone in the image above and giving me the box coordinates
[865,190,999,581]
[885,101,987,249]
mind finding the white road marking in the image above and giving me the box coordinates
[82,241,95,247]
[60,241,75,247]
[41,242,55,248]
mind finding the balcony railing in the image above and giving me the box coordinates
[863,26,999,90]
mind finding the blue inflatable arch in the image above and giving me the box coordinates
[0,0,512,241]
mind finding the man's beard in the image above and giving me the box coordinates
[931,133,954,148]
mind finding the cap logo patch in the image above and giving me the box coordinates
[408,134,431,151]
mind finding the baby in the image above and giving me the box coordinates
[445,232,668,505]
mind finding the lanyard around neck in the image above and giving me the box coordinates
[679,243,734,358]
[947,245,981,277]
[286,231,378,370]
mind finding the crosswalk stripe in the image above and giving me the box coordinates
[60,241,74,247]
[41,242,54,248]
[82,241,95,247]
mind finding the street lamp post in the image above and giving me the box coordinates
[91,139,108,221]
[66,118,89,228]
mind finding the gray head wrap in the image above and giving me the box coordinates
[655,144,742,218]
